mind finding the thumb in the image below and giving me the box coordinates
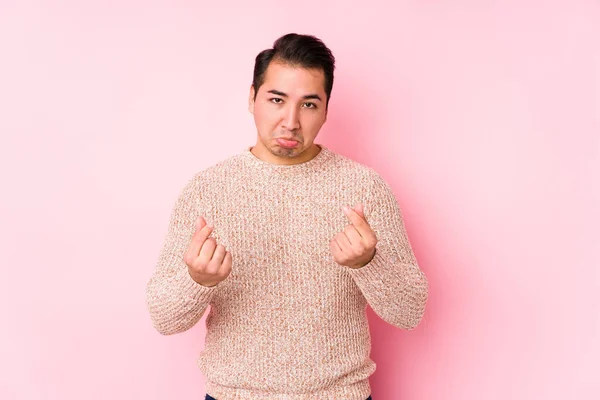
[195,216,207,232]
[353,203,365,219]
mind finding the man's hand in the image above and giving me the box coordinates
[330,203,378,269]
[183,216,232,287]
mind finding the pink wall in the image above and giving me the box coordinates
[1,1,598,399]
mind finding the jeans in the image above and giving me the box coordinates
[205,396,372,400]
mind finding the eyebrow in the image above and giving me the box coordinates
[267,89,322,102]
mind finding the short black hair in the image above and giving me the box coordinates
[252,33,336,108]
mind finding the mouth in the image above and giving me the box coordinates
[276,137,300,149]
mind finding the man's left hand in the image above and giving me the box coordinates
[330,203,378,269]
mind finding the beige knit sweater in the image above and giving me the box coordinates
[146,144,428,400]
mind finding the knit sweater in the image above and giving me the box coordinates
[145,144,428,400]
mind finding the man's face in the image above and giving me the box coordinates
[248,61,328,165]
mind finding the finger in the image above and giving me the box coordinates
[198,237,217,266]
[220,251,233,276]
[334,233,353,255]
[343,205,370,237]
[353,203,365,219]
[330,238,343,259]
[195,216,207,232]
[189,220,214,257]
[344,224,363,247]
[185,217,209,263]
[210,244,227,266]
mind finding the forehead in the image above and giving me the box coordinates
[260,62,326,96]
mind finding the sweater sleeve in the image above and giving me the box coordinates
[347,173,428,330]
[145,174,216,335]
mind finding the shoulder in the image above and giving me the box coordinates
[325,148,389,188]
[325,149,399,206]
[186,152,247,187]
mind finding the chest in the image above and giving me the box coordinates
[202,179,364,262]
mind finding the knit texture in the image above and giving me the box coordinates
[146,144,428,400]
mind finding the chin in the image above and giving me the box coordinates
[271,146,302,158]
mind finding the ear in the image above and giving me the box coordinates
[248,84,255,114]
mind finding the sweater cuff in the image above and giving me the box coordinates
[346,249,410,289]
[173,267,217,303]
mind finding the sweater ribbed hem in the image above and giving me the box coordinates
[346,250,404,286]
[173,267,216,303]
[240,144,334,171]
[347,249,428,330]
[205,379,371,400]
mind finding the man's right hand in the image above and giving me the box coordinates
[183,216,232,287]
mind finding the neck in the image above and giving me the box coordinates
[250,143,322,165]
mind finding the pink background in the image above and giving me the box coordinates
[1,1,599,399]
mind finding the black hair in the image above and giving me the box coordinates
[252,33,336,108]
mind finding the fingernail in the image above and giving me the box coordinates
[342,206,350,213]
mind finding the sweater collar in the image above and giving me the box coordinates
[240,144,333,173]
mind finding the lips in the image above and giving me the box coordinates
[276,138,299,148]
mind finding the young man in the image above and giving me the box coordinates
[146,33,428,400]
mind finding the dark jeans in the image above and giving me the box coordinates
[205,395,372,400]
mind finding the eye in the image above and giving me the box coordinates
[302,102,317,109]
[270,98,284,104]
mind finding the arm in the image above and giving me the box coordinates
[145,174,216,335]
[347,173,428,330]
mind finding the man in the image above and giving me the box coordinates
[146,33,428,400]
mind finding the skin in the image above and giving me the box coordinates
[330,204,377,270]
[185,61,378,288]
[184,216,232,287]
[248,61,328,165]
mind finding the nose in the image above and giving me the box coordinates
[281,105,300,131]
